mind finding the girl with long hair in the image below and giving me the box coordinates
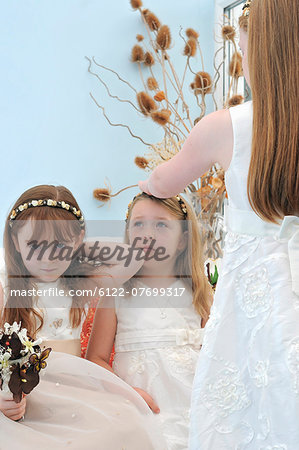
[87,193,212,449]
[0,184,165,449]
[139,0,299,447]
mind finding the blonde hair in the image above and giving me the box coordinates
[124,193,212,322]
[1,185,96,337]
[247,0,299,221]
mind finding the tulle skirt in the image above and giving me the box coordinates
[1,352,166,450]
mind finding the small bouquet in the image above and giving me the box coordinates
[0,322,51,403]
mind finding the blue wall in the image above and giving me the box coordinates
[0,0,215,239]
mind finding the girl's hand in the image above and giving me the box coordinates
[138,180,152,195]
[133,387,160,414]
[0,392,26,421]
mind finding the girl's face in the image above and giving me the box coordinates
[239,28,250,87]
[128,199,187,275]
[12,220,83,282]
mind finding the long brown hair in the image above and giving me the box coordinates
[124,193,212,322]
[247,0,299,221]
[1,185,95,337]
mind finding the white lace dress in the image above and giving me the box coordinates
[113,279,204,450]
[189,101,299,449]
[0,277,166,449]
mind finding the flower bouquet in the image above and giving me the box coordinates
[0,322,51,403]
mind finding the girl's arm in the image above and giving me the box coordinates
[86,298,160,413]
[139,109,233,198]
[86,301,117,372]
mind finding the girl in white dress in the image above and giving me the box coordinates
[0,184,166,449]
[87,193,213,449]
[138,1,299,448]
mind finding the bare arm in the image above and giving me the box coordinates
[139,109,233,198]
[86,299,117,373]
[86,298,160,413]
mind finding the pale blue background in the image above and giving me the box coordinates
[0,0,215,239]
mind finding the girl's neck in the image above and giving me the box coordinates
[137,265,178,289]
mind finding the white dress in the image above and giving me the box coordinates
[0,276,166,449]
[189,101,299,449]
[113,279,204,450]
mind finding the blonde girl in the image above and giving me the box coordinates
[87,193,212,450]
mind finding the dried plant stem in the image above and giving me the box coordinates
[160,50,168,101]
[197,42,205,71]
[86,57,140,112]
[100,184,139,199]
[165,121,187,139]
[212,45,225,110]
[89,93,152,146]
[225,40,238,104]
[181,59,189,89]
[138,62,147,91]
[164,100,190,133]
[166,56,193,129]
[91,57,138,94]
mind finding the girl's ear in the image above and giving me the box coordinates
[177,230,188,252]
[11,233,20,253]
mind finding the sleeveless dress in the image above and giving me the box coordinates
[189,101,299,449]
[113,279,204,450]
[0,274,166,449]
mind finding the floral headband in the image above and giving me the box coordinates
[242,0,252,17]
[9,199,84,228]
[125,192,187,221]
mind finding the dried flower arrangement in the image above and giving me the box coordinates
[88,0,244,259]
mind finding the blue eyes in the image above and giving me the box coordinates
[133,221,167,228]
[55,242,66,249]
[27,241,66,250]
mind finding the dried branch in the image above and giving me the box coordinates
[89,92,153,146]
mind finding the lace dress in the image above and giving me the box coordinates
[113,279,204,450]
[189,101,299,449]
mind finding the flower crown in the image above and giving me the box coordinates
[125,192,187,221]
[9,199,84,228]
[242,0,252,17]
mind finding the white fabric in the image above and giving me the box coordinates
[113,279,203,450]
[189,102,299,449]
[35,280,83,341]
[0,352,166,449]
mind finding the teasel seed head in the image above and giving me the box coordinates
[130,0,143,10]
[137,91,158,115]
[147,77,159,90]
[142,9,161,31]
[229,52,243,77]
[150,109,171,126]
[186,28,199,39]
[134,156,149,169]
[221,25,236,41]
[194,71,212,94]
[228,95,244,107]
[93,188,111,202]
[183,38,197,57]
[154,91,166,102]
[144,51,155,66]
[156,25,171,50]
[136,34,144,42]
[131,44,144,63]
